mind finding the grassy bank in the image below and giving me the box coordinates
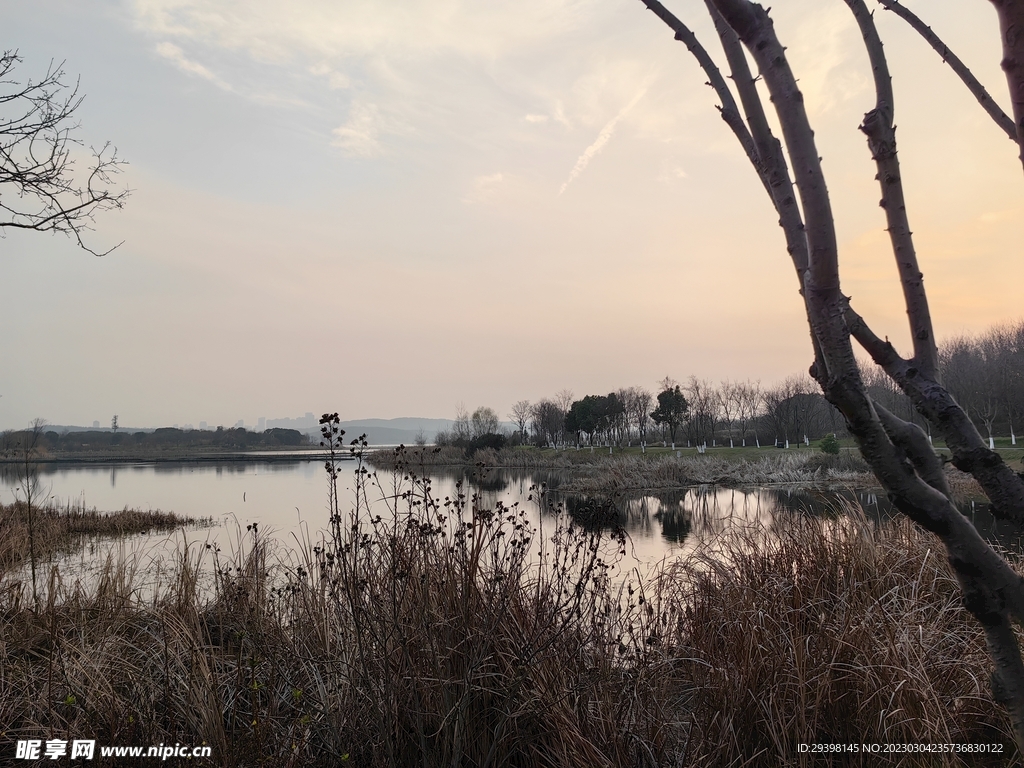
[371,445,879,491]
[0,466,1017,766]
[370,445,1012,498]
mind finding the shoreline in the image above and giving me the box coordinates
[0,450,358,465]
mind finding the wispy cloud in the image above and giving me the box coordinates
[309,62,351,90]
[461,172,504,204]
[155,41,232,90]
[559,84,649,195]
[330,102,409,157]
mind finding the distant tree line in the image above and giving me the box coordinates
[1,426,309,455]
[436,320,1023,452]
[862,320,1024,447]
[505,377,842,450]
[434,407,508,455]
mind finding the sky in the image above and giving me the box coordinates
[2,0,1022,430]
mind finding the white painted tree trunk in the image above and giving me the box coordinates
[990,436,996,450]
[785,439,790,449]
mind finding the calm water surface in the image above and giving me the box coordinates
[2,459,1013,581]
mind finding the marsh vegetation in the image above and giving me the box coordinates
[1,428,1019,766]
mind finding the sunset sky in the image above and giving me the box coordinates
[2,0,1022,430]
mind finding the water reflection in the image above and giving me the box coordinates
[2,461,1018,571]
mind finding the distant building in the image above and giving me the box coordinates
[199,421,208,430]
[257,417,266,432]
[92,421,100,429]
[234,419,244,429]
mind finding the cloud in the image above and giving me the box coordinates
[657,165,688,183]
[461,172,504,204]
[559,84,649,194]
[309,62,351,89]
[783,4,867,116]
[524,114,549,124]
[155,41,231,89]
[130,0,595,62]
[330,102,409,157]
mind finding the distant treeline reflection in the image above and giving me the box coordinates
[1,426,309,456]
[441,465,1018,551]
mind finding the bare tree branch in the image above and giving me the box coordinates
[873,0,1017,144]
[845,302,1024,526]
[0,50,129,256]
[702,0,808,281]
[692,0,1024,749]
[844,1,939,380]
[988,0,1024,170]
[874,401,950,498]
[635,1,770,202]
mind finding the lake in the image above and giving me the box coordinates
[1,457,1014,582]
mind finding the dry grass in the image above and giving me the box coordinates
[0,499,200,572]
[556,452,874,493]
[0,466,682,767]
[656,503,1018,767]
[0,461,1018,766]
[371,446,877,494]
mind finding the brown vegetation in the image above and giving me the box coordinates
[370,445,878,493]
[0,459,1018,766]
[663,505,1018,766]
[0,500,200,573]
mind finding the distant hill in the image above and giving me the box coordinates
[318,418,454,446]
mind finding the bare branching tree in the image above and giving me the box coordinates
[735,379,762,447]
[508,399,532,440]
[640,0,1024,750]
[1,50,129,256]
